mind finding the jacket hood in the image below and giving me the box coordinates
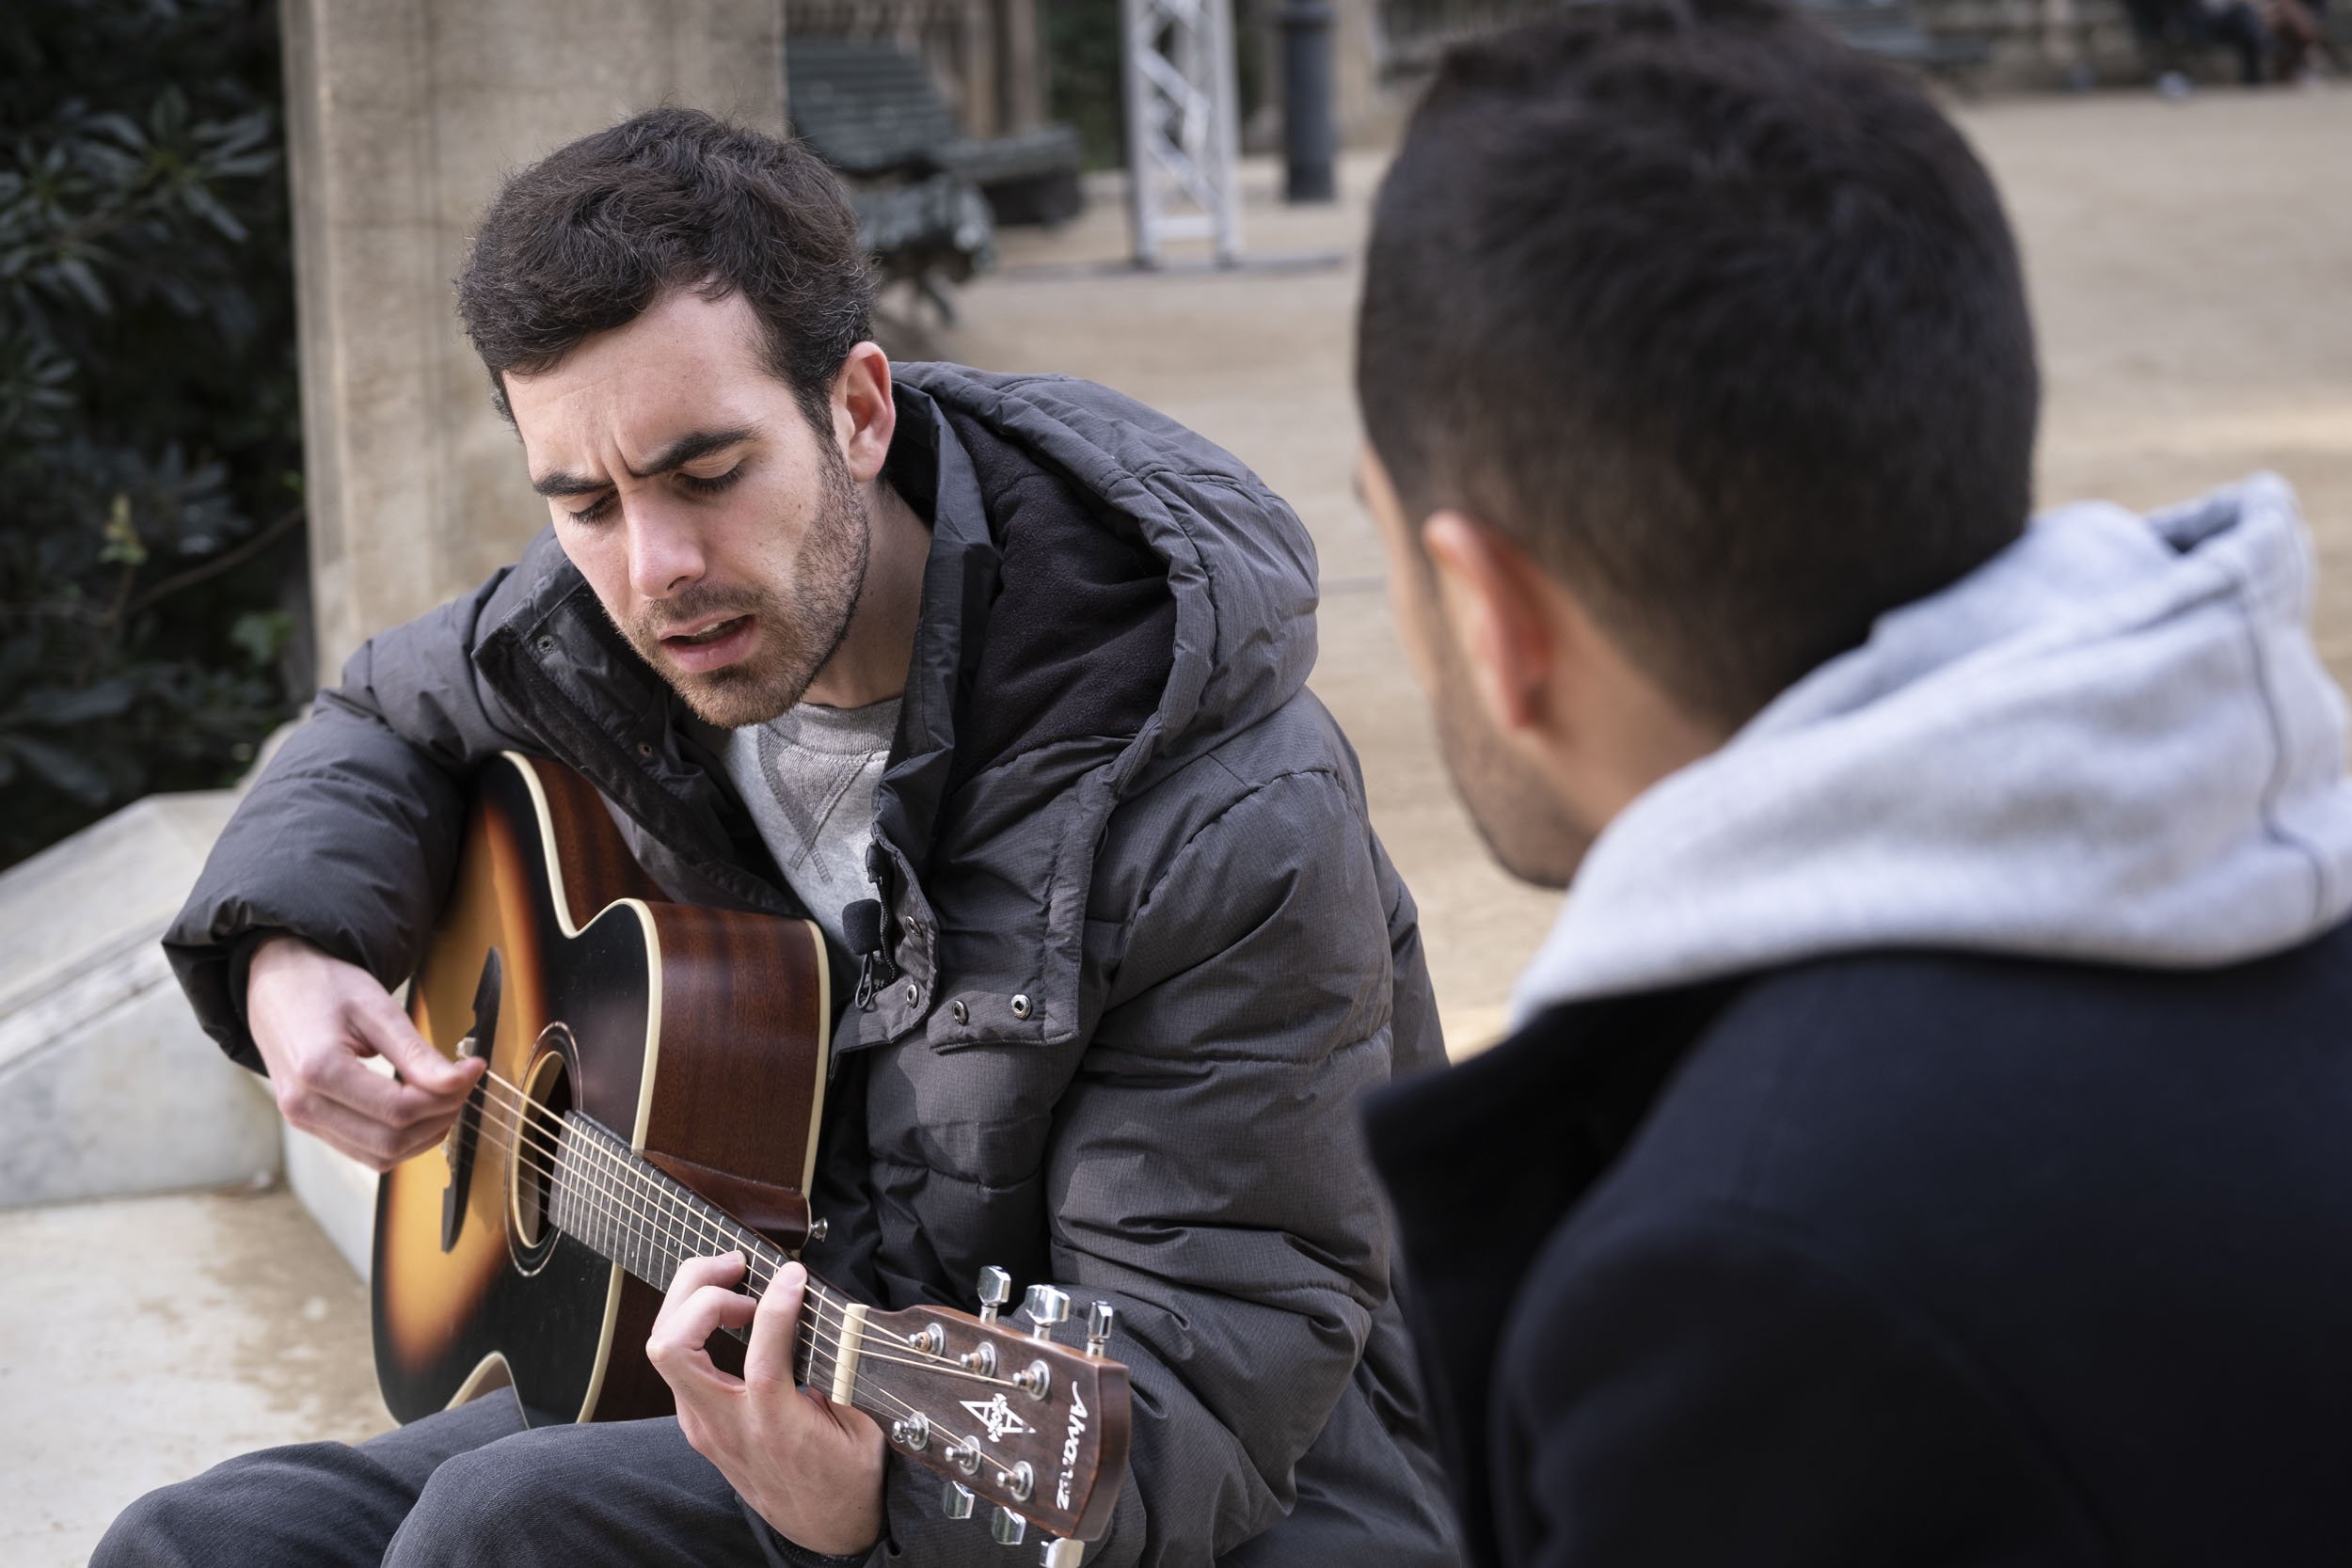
[893,363,1321,768]
[843,363,1323,1051]
[1516,474,2352,1020]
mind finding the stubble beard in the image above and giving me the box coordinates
[1420,606,1593,893]
[625,444,871,729]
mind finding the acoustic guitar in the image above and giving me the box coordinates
[373,751,1130,1559]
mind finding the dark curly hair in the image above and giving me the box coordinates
[455,106,873,431]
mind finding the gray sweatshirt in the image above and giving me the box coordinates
[1517,473,2352,1020]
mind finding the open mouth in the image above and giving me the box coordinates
[665,616,749,647]
[658,613,756,673]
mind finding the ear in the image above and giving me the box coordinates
[1421,512,1559,738]
[832,342,897,483]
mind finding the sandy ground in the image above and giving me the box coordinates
[6,85,2349,1564]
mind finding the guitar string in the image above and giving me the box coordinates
[460,1081,876,1401]
[544,1128,1030,1459]
[437,1068,1086,1506]
[549,1126,1025,1422]
[458,1074,1029,1402]
[453,1076,870,1403]
[525,1105,1051,1465]
[551,1127,871,1406]
[461,1069,1021,1390]
[544,1116,1029,1407]
[476,1106,1080,1517]
[464,1072,917,1386]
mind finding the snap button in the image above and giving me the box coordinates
[635,741,653,758]
[1009,993,1032,1020]
[904,980,920,1006]
[950,1000,968,1024]
[534,634,556,654]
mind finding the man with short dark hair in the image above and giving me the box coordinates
[1354,3,2352,1562]
[98,109,1460,1568]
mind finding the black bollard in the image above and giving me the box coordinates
[1279,0,1338,203]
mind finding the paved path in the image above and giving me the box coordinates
[8,86,2348,1565]
[0,1188,387,1564]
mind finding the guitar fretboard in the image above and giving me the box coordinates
[545,1113,865,1393]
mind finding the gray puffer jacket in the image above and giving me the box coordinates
[165,364,1463,1567]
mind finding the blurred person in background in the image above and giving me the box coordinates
[1352,1,2352,1562]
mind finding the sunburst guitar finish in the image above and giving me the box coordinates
[373,751,830,1427]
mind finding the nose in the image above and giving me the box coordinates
[626,504,706,604]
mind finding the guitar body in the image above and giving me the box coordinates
[372,752,831,1427]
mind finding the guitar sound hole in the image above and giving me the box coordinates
[507,1030,575,1273]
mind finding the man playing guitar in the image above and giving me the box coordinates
[100,109,1459,1568]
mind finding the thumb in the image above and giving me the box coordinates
[358,993,481,1095]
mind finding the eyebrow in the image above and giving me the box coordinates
[531,425,759,499]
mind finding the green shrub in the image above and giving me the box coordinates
[0,0,301,871]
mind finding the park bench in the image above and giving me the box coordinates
[1801,0,1994,78]
[843,171,996,326]
[787,40,1086,227]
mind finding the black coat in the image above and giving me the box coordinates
[1364,926,2352,1566]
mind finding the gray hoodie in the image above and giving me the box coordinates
[1517,474,2352,1021]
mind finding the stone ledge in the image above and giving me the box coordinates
[0,792,282,1209]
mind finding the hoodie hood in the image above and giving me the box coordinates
[1515,474,2352,1022]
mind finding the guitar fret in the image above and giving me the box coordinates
[543,1114,836,1393]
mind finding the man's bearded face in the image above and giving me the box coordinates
[504,287,872,730]
[609,439,866,728]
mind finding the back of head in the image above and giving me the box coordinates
[1358,0,2039,729]
[456,106,872,430]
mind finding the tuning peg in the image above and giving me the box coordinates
[1086,1300,1116,1357]
[942,1481,975,1520]
[1041,1540,1087,1567]
[1024,1283,1071,1340]
[993,1505,1028,1546]
[977,1265,1012,1323]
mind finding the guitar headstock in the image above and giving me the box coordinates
[846,1268,1130,1556]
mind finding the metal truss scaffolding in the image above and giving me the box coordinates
[1120,0,1244,267]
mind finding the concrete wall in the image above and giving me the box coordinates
[281,0,790,683]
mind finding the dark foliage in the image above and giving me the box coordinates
[0,0,303,871]
[1045,0,1124,169]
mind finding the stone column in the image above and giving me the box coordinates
[1247,0,1389,152]
[995,0,1043,134]
[278,0,789,682]
[1331,0,1384,147]
[956,0,1000,136]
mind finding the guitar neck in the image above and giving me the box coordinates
[540,1109,1132,1553]
[546,1113,869,1398]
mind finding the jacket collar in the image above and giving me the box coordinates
[1361,981,1739,1566]
[469,532,794,918]
[850,382,991,1047]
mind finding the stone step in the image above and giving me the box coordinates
[0,793,282,1209]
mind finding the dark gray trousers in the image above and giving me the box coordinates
[92,1394,787,1567]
